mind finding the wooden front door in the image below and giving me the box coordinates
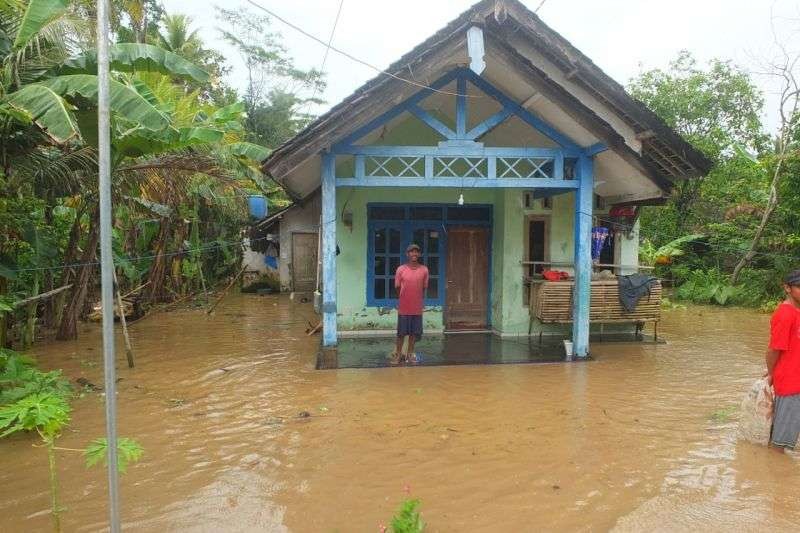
[445,227,490,330]
[291,232,318,292]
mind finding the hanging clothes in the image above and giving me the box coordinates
[265,242,279,270]
[591,226,609,262]
[618,274,658,312]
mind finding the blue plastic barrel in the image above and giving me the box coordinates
[248,195,268,219]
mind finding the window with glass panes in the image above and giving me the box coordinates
[366,204,491,307]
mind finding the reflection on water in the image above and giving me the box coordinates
[1,295,799,531]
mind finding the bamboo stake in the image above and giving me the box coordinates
[13,284,73,308]
[22,274,40,349]
[206,265,247,315]
[112,270,135,368]
[198,263,209,303]
[120,280,149,300]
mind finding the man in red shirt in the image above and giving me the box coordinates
[391,243,429,364]
[766,269,800,449]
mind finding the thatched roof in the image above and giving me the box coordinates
[263,0,711,204]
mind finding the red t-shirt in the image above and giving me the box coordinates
[769,301,800,396]
[395,263,429,316]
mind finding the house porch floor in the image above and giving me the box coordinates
[317,332,663,369]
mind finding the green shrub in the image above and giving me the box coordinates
[676,268,740,305]
[0,349,72,406]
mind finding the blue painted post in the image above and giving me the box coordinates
[572,154,593,359]
[321,153,337,347]
[456,76,467,138]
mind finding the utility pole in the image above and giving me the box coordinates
[97,0,121,530]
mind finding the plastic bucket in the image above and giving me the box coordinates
[563,339,574,358]
[247,195,268,219]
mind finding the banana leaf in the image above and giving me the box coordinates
[59,43,210,83]
[6,75,171,143]
[4,84,79,143]
[228,142,271,163]
[12,0,69,50]
[113,126,224,158]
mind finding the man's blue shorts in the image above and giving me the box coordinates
[397,315,423,340]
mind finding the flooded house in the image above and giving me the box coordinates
[261,0,710,358]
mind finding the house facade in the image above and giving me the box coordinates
[262,0,710,358]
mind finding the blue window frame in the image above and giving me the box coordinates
[366,203,492,308]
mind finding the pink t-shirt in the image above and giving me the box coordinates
[395,263,429,316]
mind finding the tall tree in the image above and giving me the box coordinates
[215,6,325,147]
[730,44,800,282]
[629,52,766,231]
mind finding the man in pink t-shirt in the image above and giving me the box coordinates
[391,243,429,364]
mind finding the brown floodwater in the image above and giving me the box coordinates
[1,294,799,532]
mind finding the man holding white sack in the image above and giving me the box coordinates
[766,270,800,449]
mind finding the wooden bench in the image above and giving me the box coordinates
[528,279,662,341]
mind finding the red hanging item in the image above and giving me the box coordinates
[609,205,636,217]
[542,270,570,281]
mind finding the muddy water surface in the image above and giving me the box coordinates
[1,295,799,532]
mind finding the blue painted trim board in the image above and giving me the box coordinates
[571,155,593,358]
[334,144,576,158]
[336,177,577,189]
[466,108,513,140]
[321,153,338,346]
[456,75,467,138]
[409,105,456,140]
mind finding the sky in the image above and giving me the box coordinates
[161,0,799,132]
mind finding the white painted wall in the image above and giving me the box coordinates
[278,194,321,292]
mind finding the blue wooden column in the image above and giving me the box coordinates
[321,152,337,347]
[572,154,593,359]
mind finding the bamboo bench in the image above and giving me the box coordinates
[528,279,662,342]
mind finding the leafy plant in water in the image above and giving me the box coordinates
[389,498,425,533]
[0,392,71,532]
[710,406,738,423]
[84,437,144,474]
[0,348,72,405]
[676,269,741,306]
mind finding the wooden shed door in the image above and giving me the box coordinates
[291,232,318,292]
[445,227,489,330]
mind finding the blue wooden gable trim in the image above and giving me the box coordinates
[331,67,600,154]
[459,68,582,151]
[408,105,456,140]
[466,108,513,140]
[331,70,460,151]
[456,75,467,138]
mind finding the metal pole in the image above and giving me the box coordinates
[97,0,121,530]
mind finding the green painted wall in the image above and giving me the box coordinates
[335,187,503,332]
[334,187,639,337]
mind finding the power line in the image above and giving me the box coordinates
[7,235,276,274]
[298,0,345,119]
[245,0,480,98]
